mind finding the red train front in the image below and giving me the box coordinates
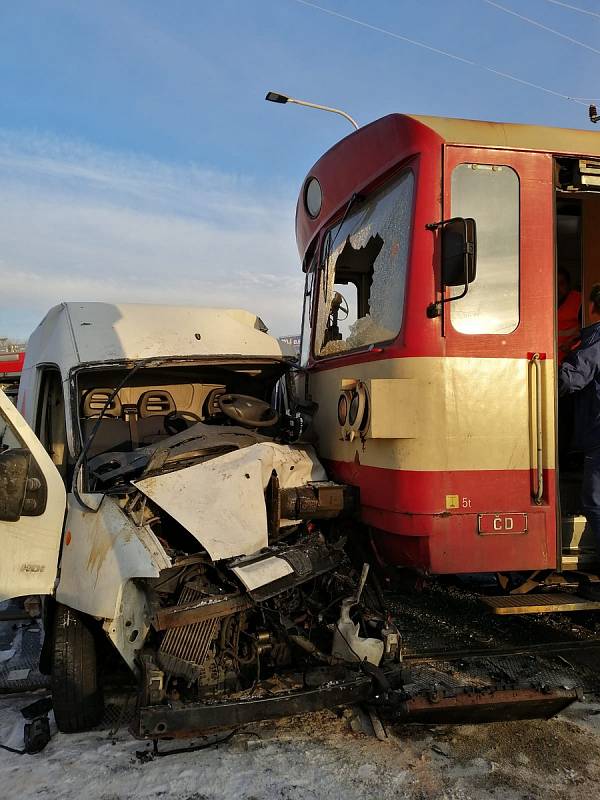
[295,113,600,579]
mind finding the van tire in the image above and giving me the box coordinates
[51,603,104,733]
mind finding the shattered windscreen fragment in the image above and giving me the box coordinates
[316,170,414,356]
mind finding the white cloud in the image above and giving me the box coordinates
[0,131,304,339]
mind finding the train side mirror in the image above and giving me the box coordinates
[442,217,477,288]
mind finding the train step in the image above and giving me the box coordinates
[481,592,600,615]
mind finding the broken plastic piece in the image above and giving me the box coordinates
[332,598,384,665]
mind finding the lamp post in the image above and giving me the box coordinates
[265,91,359,131]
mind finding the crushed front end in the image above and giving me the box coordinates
[127,466,401,739]
[72,356,579,738]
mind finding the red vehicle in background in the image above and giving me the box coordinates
[0,349,25,402]
[295,113,600,609]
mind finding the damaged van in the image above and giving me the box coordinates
[0,302,399,737]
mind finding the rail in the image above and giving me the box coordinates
[403,637,600,662]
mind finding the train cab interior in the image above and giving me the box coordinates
[556,157,600,568]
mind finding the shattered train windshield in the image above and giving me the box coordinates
[316,170,414,356]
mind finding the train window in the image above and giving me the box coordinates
[450,164,520,335]
[315,170,414,356]
[300,268,315,367]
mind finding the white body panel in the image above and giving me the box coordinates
[102,579,154,672]
[57,493,171,620]
[0,390,66,600]
[134,443,327,560]
[232,556,294,591]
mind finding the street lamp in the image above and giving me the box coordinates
[265,91,359,131]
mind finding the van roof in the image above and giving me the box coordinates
[408,114,600,158]
[23,302,285,376]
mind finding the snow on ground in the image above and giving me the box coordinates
[2,691,600,800]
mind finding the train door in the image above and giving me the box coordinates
[443,146,558,572]
[556,159,600,568]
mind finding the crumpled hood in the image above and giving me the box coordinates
[133,442,327,560]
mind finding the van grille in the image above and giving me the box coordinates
[158,586,220,681]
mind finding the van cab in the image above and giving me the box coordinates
[0,301,392,736]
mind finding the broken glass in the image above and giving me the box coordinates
[315,170,414,356]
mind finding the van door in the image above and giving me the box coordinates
[0,388,65,600]
[443,146,557,572]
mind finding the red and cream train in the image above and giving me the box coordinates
[295,113,600,580]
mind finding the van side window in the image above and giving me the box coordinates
[450,164,520,335]
[315,170,414,356]
[35,367,68,478]
[0,409,22,453]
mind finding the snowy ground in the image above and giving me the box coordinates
[2,691,600,800]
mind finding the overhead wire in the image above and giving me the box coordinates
[292,0,589,106]
[541,0,600,20]
[483,0,600,57]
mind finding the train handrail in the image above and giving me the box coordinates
[530,353,544,504]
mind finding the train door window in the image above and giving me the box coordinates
[450,164,520,335]
[315,170,414,356]
[35,366,67,479]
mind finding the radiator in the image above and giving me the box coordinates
[158,586,220,682]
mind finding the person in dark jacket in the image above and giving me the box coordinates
[560,284,600,547]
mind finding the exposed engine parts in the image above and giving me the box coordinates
[90,417,402,740]
[137,513,400,717]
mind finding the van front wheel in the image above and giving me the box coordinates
[51,603,104,733]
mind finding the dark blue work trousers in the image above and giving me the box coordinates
[582,447,600,550]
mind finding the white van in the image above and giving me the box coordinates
[0,302,395,738]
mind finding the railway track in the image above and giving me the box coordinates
[388,581,600,707]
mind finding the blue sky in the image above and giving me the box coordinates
[0,0,597,338]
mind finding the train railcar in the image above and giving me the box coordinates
[295,113,600,590]
[0,350,25,402]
